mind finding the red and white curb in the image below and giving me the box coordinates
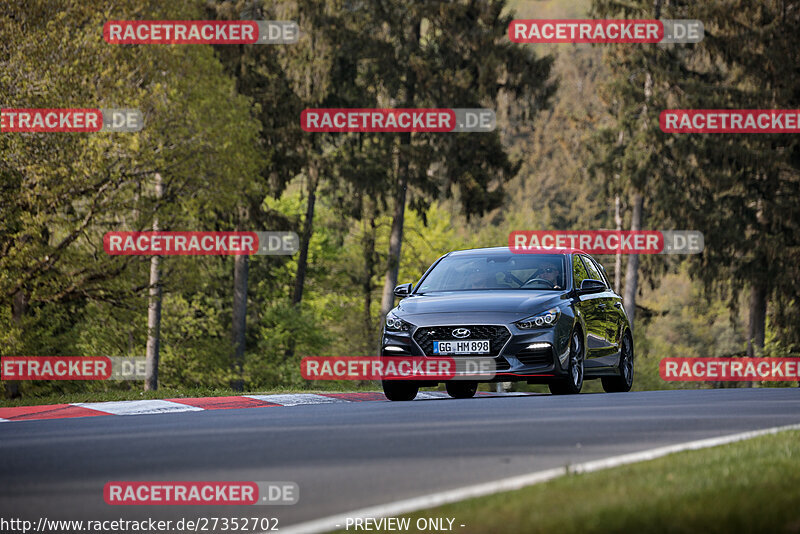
[0,391,537,423]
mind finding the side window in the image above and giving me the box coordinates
[572,254,589,288]
[593,258,613,289]
[581,256,606,287]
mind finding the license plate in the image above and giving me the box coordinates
[432,340,490,355]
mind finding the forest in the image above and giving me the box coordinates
[2,0,798,399]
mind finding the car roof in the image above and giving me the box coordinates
[446,246,588,256]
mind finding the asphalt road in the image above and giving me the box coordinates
[2,388,800,532]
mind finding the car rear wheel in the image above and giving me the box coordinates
[602,333,634,393]
[382,380,419,401]
[445,381,478,399]
[549,329,584,395]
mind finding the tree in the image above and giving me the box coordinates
[591,0,800,355]
[590,0,668,329]
[362,0,556,324]
[0,0,261,395]
[144,174,163,391]
[683,0,800,356]
[207,0,305,389]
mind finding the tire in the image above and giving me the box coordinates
[382,380,419,401]
[445,381,478,399]
[549,329,584,395]
[602,333,634,393]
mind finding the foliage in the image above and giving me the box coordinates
[2,0,798,399]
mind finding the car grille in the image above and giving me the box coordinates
[515,347,553,367]
[413,325,511,356]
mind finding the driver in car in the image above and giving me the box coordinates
[466,269,491,289]
[536,262,562,289]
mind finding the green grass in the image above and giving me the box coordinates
[0,383,379,408]
[393,430,800,534]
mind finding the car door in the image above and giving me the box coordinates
[586,255,625,349]
[572,254,605,366]
[581,255,620,365]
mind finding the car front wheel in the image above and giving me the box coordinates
[549,329,584,395]
[382,380,419,401]
[445,381,478,399]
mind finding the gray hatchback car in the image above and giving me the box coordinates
[381,247,634,401]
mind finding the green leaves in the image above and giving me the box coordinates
[589,0,800,351]
[0,0,263,398]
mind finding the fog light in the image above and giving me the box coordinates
[526,342,551,351]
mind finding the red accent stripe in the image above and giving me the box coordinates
[493,373,555,377]
[0,404,106,421]
[165,396,279,410]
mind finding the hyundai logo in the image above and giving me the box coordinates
[452,328,471,339]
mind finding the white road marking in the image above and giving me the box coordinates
[276,422,800,534]
[476,391,541,397]
[417,391,537,400]
[72,400,203,416]
[414,392,450,400]
[245,394,346,406]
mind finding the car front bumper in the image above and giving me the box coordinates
[381,315,572,381]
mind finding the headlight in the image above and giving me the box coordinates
[385,312,411,332]
[515,308,561,329]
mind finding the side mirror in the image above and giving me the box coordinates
[579,279,606,294]
[393,283,413,298]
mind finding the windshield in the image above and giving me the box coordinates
[416,253,566,292]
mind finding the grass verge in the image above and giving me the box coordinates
[390,430,800,534]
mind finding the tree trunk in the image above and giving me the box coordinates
[746,282,767,357]
[5,289,28,399]
[362,201,377,354]
[292,161,319,306]
[230,202,249,391]
[622,0,657,329]
[379,21,419,325]
[623,193,643,328]
[231,253,248,391]
[379,143,409,323]
[144,173,163,392]
[284,161,319,361]
[614,194,622,293]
